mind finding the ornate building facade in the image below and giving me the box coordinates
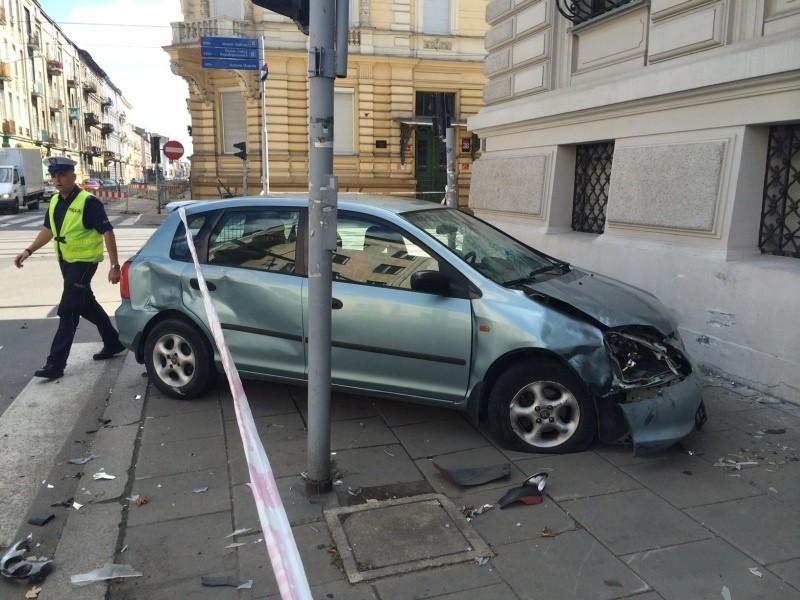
[166,0,488,204]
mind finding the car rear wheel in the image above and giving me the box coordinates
[144,319,214,399]
[11,199,19,214]
[488,359,597,453]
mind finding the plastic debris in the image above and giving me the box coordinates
[226,528,252,538]
[461,504,494,520]
[383,448,395,457]
[497,472,549,509]
[71,563,142,586]
[93,471,115,480]
[51,497,73,508]
[475,556,490,566]
[224,543,245,549]
[193,486,209,494]
[434,462,511,486]
[721,585,732,600]
[237,580,253,589]
[27,512,55,527]
[135,394,142,400]
[67,455,97,465]
[749,567,763,577]
[25,586,42,598]
[0,534,54,583]
[72,502,83,510]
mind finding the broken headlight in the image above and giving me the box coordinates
[603,327,692,390]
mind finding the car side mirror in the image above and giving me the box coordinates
[410,270,450,295]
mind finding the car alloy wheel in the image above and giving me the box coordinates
[488,359,597,453]
[144,319,213,399]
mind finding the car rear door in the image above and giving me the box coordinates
[180,207,306,381]
[303,214,473,404]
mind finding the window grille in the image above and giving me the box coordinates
[556,0,638,25]
[571,141,614,234]
[760,124,800,258]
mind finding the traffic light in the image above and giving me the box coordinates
[432,93,451,138]
[233,141,247,161]
[251,0,309,35]
[150,136,161,163]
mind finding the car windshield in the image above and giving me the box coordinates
[403,208,567,286]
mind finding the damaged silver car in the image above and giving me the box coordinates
[116,196,705,455]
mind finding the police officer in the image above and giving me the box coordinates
[13,157,125,380]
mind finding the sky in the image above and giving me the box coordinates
[39,0,193,155]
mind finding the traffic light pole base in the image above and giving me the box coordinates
[305,478,332,497]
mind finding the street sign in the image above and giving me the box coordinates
[200,37,260,71]
[163,140,184,160]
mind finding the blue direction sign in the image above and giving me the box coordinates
[200,37,260,70]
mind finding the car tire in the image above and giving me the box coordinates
[144,319,214,399]
[28,202,39,211]
[488,358,597,454]
[11,199,19,214]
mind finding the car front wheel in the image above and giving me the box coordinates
[144,319,214,399]
[488,359,597,453]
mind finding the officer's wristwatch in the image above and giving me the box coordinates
[111,264,121,270]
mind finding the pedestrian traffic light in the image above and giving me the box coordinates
[251,0,309,35]
[233,141,247,161]
[150,136,161,164]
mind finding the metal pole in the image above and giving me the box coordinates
[260,35,270,195]
[444,126,457,208]
[305,0,337,496]
[242,159,249,196]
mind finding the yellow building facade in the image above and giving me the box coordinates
[167,1,488,205]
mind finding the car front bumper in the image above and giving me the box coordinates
[617,369,705,455]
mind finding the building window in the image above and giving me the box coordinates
[220,89,246,153]
[421,0,450,34]
[571,141,614,234]
[760,124,800,259]
[334,88,354,156]
[556,0,639,26]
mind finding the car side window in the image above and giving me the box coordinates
[170,214,209,261]
[207,209,299,274]
[334,216,439,289]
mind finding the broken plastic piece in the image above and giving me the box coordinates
[237,580,253,589]
[475,556,489,566]
[71,563,142,586]
[433,462,512,486]
[0,535,54,583]
[92,471,115,480]
[497,472,549,509]
[749,567,763,577]
[27,512,55,527]
[67,455,97,465]
[201,574,243,587]
[50,497,73,508]
[225,527,252,538]
[193,486,209,493]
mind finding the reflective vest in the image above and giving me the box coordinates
[48,190,105,263]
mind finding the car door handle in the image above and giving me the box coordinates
[332,298,343,310]
[190,278,216,291]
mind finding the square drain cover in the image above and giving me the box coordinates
[324,493,491,583]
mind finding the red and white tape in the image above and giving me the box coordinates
[179,209,311,600]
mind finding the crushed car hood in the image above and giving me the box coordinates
[526,268,677,335]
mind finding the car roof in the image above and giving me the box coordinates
[170,194,447,218]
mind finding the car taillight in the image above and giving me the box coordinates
[120,260,132,299]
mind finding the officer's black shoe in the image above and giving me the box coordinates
[34,363,64,379]
[93,341,126,361]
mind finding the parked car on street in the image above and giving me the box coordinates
[116,196,706,455]
[82,178,102,192]
[44,180,56,198]
[101,178,118,189]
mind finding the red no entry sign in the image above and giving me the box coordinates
[163,140,184,160]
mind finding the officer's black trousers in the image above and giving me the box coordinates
[46,261,120,368]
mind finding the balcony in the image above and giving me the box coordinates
[50,99,65,112]
[69,107,80,120]
[0,6,6,25]
[2,120,17,135]
[84,112,101,128]
[101,123,115,137]
[31,82,45,98]
[28,32,41,51]
[67,78,77,88]
[103,150,117,164]
[172,16,248,45]
[0,61,11,81]
[82,80,97,94]
[39,130,49,144]
[46,59,63,76]
[48,134,59,145]
[87,145,102,156]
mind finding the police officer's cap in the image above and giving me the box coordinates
[44,157,77,174]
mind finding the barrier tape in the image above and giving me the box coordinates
[178,208,312,600]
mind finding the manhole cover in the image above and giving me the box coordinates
[324,493,492,583]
